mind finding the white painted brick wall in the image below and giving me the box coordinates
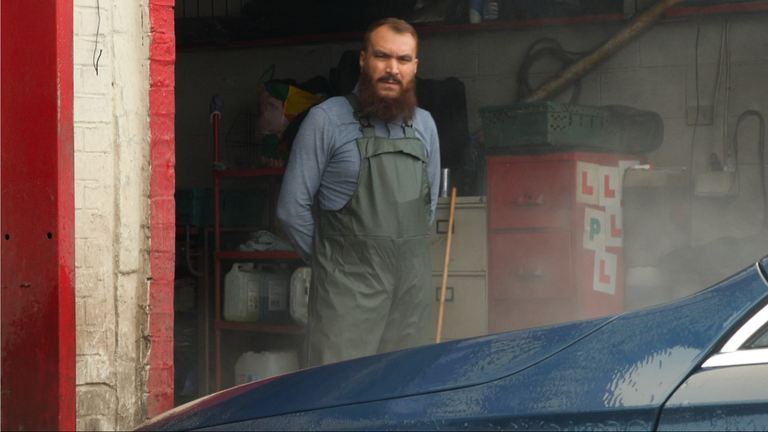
[77,355,115,385]
[75,152,114,182]
[75,66,113,96]
[76,386,118,430]
[74,0,151,430]
[75,95,115,123]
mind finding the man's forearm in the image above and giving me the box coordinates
[276,201,314,264]
[284,217,314,264]
[276,105,331,264]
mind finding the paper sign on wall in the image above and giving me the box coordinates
[583,207,605,251]
[599,166,621,207]
[605,206,623,247]
[576,162,600,205]
[593,250,618,295]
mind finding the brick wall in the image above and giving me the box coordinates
[73,0,156,430]
[148,0,177,419]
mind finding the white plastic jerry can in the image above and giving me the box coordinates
[257,263,290,322]
[234,350,300,385]
[223,263,260,322]
[290,266,311,325]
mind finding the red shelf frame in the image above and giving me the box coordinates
[217,250,301,260]
[214,168,286,178]
[211,114,302,391]
[215,319,304,335]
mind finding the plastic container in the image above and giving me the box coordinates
[290,267,311,325]
[479,101,616,153]
[234,350,299,385]
[439,168,451,197]
[483,0,498,21]
[257,264,290,322]
[469,0,482,23]
[175,188,214,227]
[223,263,260,322]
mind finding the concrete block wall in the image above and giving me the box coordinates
[74,0,152,430]
[177,12,768,248]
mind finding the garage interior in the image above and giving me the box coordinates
[171,0,768,406]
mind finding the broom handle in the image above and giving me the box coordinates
[436,187,458,343]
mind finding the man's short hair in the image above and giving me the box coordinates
[362,18,419,55]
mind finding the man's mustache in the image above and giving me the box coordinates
[377,74,402,85]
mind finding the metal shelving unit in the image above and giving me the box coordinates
[210,112,304,391]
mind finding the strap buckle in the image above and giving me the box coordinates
[354,111,372,130]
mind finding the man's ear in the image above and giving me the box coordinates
[359,50,366,70]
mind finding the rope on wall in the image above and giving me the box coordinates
[516,38,593,104]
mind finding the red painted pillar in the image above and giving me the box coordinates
[1,0,75,430]
[148,0,177,417]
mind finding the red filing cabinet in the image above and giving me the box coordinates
[487,152,644,333]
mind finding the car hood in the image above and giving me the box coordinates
[141,257,768,431]
[139,316,613,431]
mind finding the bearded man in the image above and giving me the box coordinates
[277,18,440,367]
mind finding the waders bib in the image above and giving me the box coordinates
[306,94,433,367]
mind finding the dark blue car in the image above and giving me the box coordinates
[140,256,768,431]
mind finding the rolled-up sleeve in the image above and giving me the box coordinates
[277,106,332,264]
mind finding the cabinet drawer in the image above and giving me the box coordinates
[428,275,488,341]
[489,231,572,300]
[488,161,573,229]
[430,204,487,273]
[490,299,574,333]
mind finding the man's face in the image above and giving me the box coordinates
[359,26,418,100]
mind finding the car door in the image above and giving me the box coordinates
[657,301,768,431]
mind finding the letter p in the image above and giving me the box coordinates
[589,218,601,241]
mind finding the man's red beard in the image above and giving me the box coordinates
[357,68,418,123]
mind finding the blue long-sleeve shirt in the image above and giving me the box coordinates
[277,93,441,264]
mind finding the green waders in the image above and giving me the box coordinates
[305,94,433,367]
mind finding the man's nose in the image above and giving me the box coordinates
[384,58,399,75]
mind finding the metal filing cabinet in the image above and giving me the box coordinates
[487,153,644,333]
[427,196,488,342]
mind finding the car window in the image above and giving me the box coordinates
[745,323,768,349]
[702,298,768,368]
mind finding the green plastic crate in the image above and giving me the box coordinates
[175,188,214,227]
[479,101,620,153]
[176,188,267,227]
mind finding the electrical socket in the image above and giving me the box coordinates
[686,105,714,126]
